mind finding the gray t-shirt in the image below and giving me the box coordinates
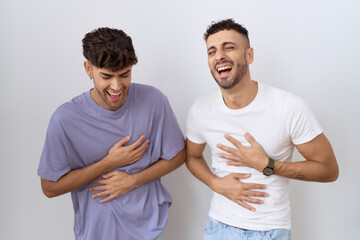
[38,83,185,240]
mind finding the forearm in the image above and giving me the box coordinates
[185,154,218,191]
[186,141,268,211]
[220,133,338,182]
[41,135,152,198]
[41,157,114,198]
[272,157,338,182]
[132,148,186,188]
[274,134,339,182]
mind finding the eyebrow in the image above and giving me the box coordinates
[100,69,131,77]
[100,72,113,77]
[207,41,236,52]
[207,46,216,52]
[223,41,236,47]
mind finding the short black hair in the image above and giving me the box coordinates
[204,19,250,46]
[82,27,138,71]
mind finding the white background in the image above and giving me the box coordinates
[1,0,359,239]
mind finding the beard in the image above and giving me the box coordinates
[211,62,248,89]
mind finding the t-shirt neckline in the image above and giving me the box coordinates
[85,83,134,118]
[218,81,264,114]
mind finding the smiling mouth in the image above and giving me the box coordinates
[216,65,232,77]
[107,89,123,101]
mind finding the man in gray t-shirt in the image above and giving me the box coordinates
[38,27,185,240]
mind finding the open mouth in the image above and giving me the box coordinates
[216,65,232,77]
[107,90,123,101]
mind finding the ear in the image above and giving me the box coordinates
[246,48,254,64]
[84,61,93,78]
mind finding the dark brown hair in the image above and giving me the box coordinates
[82,27,138,71]
[204,19,250,46]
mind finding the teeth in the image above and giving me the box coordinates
[217,65,232,72]
[108,91,122,96]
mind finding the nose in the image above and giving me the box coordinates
[215,49,225,61]
[110,77,122,92]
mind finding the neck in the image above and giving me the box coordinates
[220,78,258,109]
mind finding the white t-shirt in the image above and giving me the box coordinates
[186,81,323,230]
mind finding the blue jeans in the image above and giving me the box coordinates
[203,217,291,240]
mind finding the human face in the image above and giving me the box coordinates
[206,30,253,89]
[84,62,132,111]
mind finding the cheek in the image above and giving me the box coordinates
[122,81,130,89]
[93,81,106,91]
[124,77,132,87]
[208,59,213,69]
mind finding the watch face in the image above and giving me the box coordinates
[263,167,274,176]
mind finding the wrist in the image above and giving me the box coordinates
[208,175,220,192]
[99,155,115,172]
[131,173,142,189]
[259,156,270,172]
[263,157,275,176]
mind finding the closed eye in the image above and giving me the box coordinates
[119,70,131,78]
[100,74,112,80]
[223,42,236,51]
[207,46,216,56]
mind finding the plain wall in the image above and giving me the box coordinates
[1,0,359,239]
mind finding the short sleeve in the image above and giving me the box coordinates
[158,97,185,160]
[37,111,72,181]
[288,98,323,145]
[186,103,205,144]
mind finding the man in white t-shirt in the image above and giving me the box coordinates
[186,19,339,240]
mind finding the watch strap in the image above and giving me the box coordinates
[268,158,274,168]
